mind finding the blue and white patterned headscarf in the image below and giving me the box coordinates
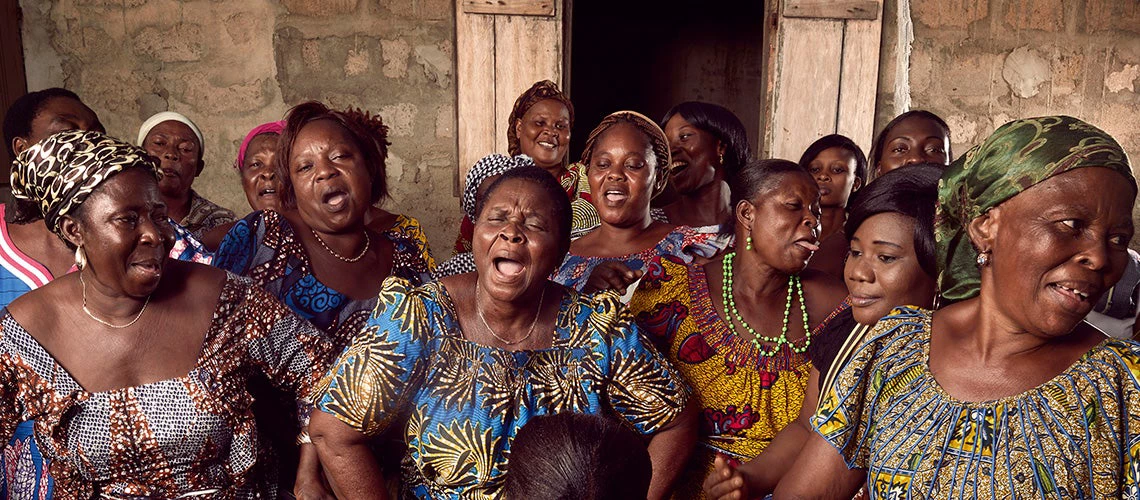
[462,154,536,219]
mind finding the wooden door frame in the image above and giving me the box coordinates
[0,0,29,180]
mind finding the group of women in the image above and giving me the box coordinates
[0,79,1137,500]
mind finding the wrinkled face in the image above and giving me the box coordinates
[65,168,174,297]
[845,212,936,325]
[473,178,563,302]
[240,133,282,212]
[587,123,659,228]
[13,96,104,155]
[983,168,1134,338]
[664,114,722,195]
[515,99,571,170]
[743,172,822,273]
[808,146,861,208]
[142,120,203,198]
[876,116,949,176]
[288,119,373,233]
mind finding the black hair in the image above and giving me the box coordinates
[867,110,952,175]
[504,413,651,500]
[660,101,751,178]
[3,88,98,224]
[476,165,573,259]
[3,88,85,158]
[844,163,941,278]
[798,134,868,185]
[726,158,813,232]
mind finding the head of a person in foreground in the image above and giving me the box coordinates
[13,130,174,297]
[504,412,652,500]
[937,115,1136,338]
[843,163,941,325]
[728,158,823,273]
[473,166,573,302]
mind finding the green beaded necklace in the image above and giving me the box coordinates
[720,251,812,357]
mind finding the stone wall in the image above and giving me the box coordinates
[907,0,1140,159]
[19,0,460,254]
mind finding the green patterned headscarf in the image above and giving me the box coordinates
[935,115,1135,302]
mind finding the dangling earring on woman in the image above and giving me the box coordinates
[75,244,87,270]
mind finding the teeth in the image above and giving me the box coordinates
[1056,284,1089,300]
[538,141,556,148]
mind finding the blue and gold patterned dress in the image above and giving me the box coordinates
[813,306,1140,499]
[317,277,690,499]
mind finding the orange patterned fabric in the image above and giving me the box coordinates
[630,255,838,499]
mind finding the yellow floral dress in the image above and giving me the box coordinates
[317,277,689,499]
[629,255,841,499]
[814,306,1140,499]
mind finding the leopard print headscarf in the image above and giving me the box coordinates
[11,130,159,236]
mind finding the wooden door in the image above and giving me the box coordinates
[761,0,883,160]
[0,0,28,179]
[455,0,566,186]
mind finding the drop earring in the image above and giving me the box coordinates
[745,235,753,251]
[75,244,87,269]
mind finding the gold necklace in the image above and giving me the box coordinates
[475,284,546,346]
[310,228,370,262]
[80,273,150,329]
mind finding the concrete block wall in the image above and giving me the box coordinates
[19,0,461,254]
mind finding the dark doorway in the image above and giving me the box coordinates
[568,0,765,160]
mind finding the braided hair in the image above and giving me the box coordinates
[580,111,672,196]
[506,80,575,156]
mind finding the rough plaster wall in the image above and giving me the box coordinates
[902,0,1140,246]
[19,0,459,253]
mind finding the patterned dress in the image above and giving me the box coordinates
[452,162,600,254]
[212,209,433,345]
[629,256,844,499]
[0,204,212,500]
[179,190,236,239]
[0,274,335,499]
[317,277,689,499]
[552,225,732,293]
[813,306,1140,499]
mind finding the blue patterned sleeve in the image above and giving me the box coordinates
[592,290,690,434]
[212,211,264,275]
[316,277,433,437]
[810,307,927,469]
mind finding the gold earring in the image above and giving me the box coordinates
[75,245,87,269]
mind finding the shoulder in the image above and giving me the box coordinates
[1085,338,1140,388]
[630,254,695,307]
[191,191,237,217]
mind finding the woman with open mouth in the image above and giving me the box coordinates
[0,130,336,498]
[702,164,940,500]
[776,116,1140,499]
[451,80,600,255]
[309,166,696,499]
[628,158,848,498]
[655,101,750,230]
[552,111,732,297]
[211,101,435,496]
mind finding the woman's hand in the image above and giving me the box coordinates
[703,456,749,500]
[583,261,643,294]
